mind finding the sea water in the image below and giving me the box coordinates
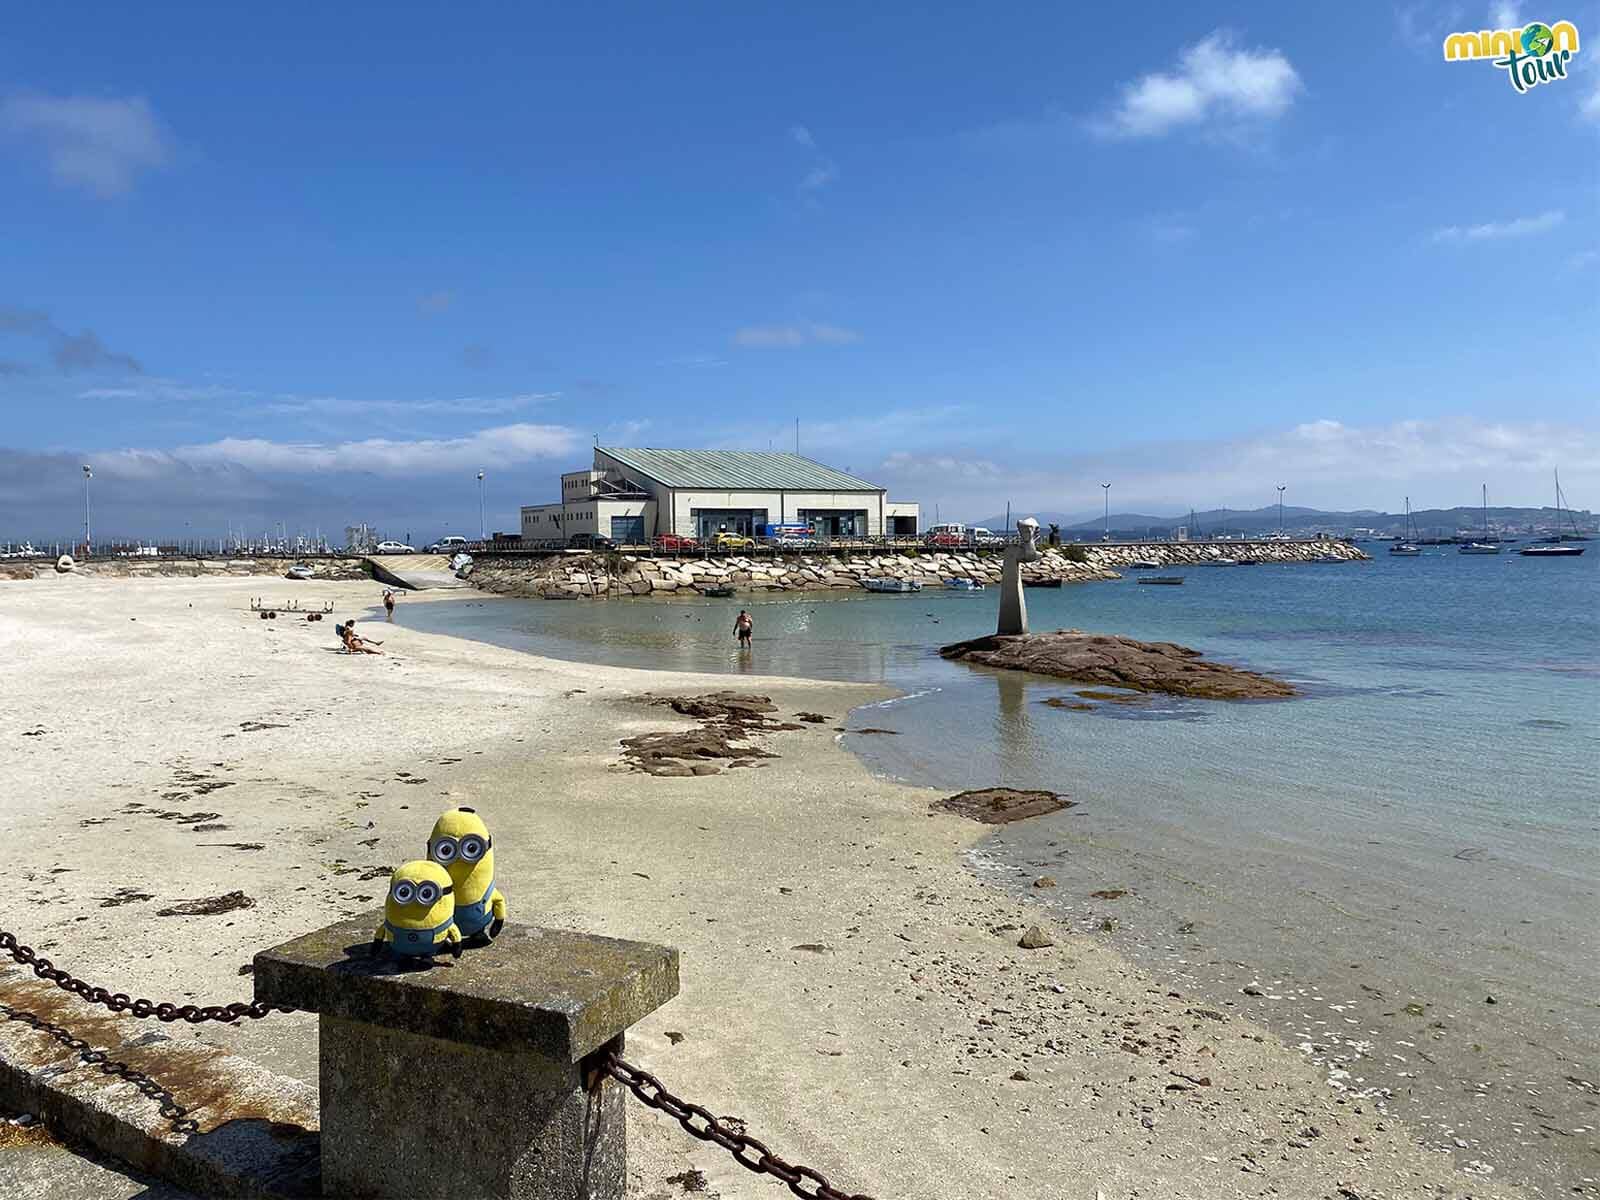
[403,551,1598,1189]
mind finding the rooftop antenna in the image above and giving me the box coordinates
[795,418,800,455]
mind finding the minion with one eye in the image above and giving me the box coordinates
[372,860,462,961]
[427,806,506,942]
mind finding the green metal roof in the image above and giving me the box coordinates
[596,448,884,492]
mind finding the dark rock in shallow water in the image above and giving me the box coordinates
[939,629,1295,700]
[932,787,1072,824]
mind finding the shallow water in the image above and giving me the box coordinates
[404,550,1599,1190]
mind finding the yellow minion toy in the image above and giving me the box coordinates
[427,806,506,942]
[373,860,462,961]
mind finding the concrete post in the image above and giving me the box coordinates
[254,916,678,1200]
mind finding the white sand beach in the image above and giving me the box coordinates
[0,576,1519,1198]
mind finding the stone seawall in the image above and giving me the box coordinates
[466,540,1365,599]
[0,556,372,582]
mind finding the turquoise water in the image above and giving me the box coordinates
[403,551,1598,1188]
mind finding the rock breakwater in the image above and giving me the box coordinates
[466,539,1363,600]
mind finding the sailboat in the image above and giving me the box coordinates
[1521,470,1586,556]
[1458,485,1502,554]
[1389,497,1421,555]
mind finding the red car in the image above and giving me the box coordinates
[654,533,699,551]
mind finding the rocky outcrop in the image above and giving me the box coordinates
[938,630,1296,700]
[932,788,1074,824]
[466,540,1363,600]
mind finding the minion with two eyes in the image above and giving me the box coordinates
[427,806,506,943]
[372,860,462,962]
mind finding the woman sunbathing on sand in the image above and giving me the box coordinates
[339,618,383,655]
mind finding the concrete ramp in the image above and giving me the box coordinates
[363,554,468,590]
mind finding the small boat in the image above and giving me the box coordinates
[1137,575,1184,585]
[1128,559,1162,569]
[1459,486,1502,554]
[1521,470,1587,556]
[863,577,921,593]
[704,585,736,597]
[286,562,316,580]
[942,577,985,590]
[1212,557,1238,566]
[1022,578,1062,588]
[1390,496,1422,554]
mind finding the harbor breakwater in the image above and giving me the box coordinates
[0,556,372,582]
[466,539,1366,599]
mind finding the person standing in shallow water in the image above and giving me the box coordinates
[733,609,753,649]
[382,589,396,619]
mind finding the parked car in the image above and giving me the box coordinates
[426,535,470,553]
[924,523,968,547]
[969,526,1006,547]
[710,531,755,551]
[654,533,699,551]
[567,532,616,551]
[374,540,415,554]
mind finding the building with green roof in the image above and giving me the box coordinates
[520,448,920,545]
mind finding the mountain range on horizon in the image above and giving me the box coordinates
[967,503,1597,536]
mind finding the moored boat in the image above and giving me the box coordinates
[703,585,736,597]
[863,577,921,593]
[1128,558,1162,569]
[1390,496,1422,554]
[942,577,985,590]
[1459,485,1502,554]
[1022,577,1062,588]
[286,562,316,579]
[1137,575,1184,585]
[1522,469,1588,556]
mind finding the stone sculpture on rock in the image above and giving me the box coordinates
[997,516,1041,636]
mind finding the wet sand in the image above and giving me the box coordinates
[0,575,1538,1198]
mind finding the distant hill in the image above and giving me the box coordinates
[967,503,1594,538]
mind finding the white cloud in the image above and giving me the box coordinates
[733,322,862,348]
[1093,32,1302,139]
[0,94,171,196]
[789,124,815,149]
[1580,74,1600,123]
[1431,210,1565,241]
[867,417,1600,519]
[264,391,558,417]
[1489,2,1522,28]
[102,422,579,477]
[800,162,839,191]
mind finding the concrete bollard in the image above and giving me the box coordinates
[254,916,679,1200]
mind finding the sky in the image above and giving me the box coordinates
[2,1,1597,544]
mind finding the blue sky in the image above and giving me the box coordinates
[2,1,1596,542]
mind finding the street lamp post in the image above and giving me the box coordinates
[1101,482,1111,542]
[1277,486,1286,537]
[477,470,486,541]
[82,465,92,556]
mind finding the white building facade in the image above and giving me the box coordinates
[521,448,919,544]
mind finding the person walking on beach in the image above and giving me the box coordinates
[733,609,753,649]
[382,589,396,620]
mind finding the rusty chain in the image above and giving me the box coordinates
[0,929,291,1024]
[602,1052,874,1200]
[2,927,871,1196]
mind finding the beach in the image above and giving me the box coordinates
[0,575,1538,1198]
